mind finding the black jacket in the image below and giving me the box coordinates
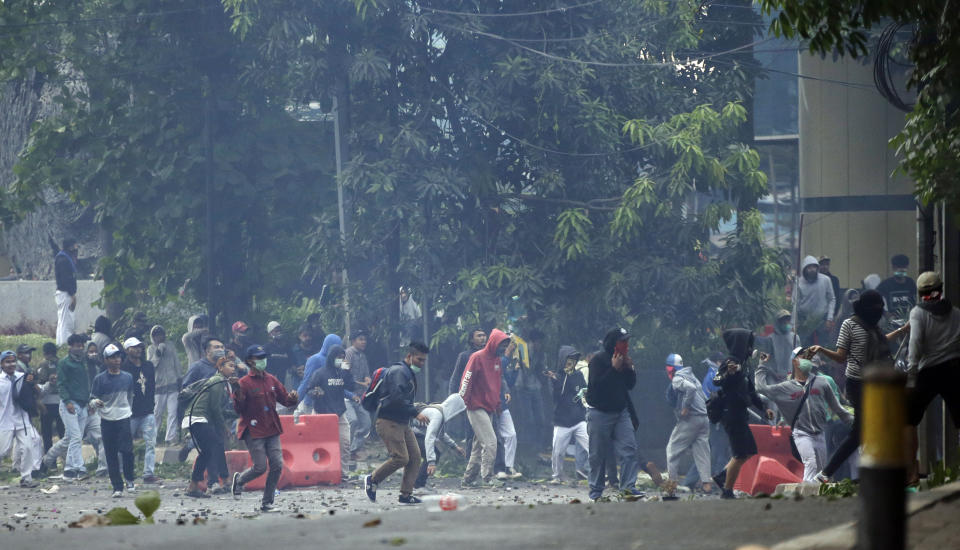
[448,345,481,395]
[585,328,636,413]
[377,361,418,424]
[716,329,765,414]
[264,339,294,381]
[306,345,352,416]
[54,251,78,295]
[552,345,586,427]
[13,375,39,418]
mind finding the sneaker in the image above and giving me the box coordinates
[549,478,564,485]
[112,490,124,498]
[231,472,243,499]
[210,484,230,495]
[186,490,211,499]
[712,470,727,488]
[142,475,159,484]
[507,468,523,479]
[480,478,504,489]
[623,487,646,498]
[363,474,377,502]
[260,503,281,513]
[495,471,508,480]
[460,478,480,489]
[19,478,38,488]
[398,494,422,504]
[815,472,830,484]
[64,470,86,481]
[126,482,136,493]
[32,463,49,479]
[721,489,736,499]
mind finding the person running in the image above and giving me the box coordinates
[665,353,712,494]
[755,349,853,482]
[711,329,774,499]
[364,342,430,504]
[905,272,960,485]
[809,289,901,482]
[460,330,512,488]
[90,344,137,497]
[184,357,237,498]
[231,345,299,512]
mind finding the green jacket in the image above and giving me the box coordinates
[186,373,228,431]
[57,355,90,405]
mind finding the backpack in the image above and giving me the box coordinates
[665,382,679,408]
[360,366,388,412]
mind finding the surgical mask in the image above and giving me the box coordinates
[253,358,267,371]
[410,365,421,374]
[894,270,908,278]
[334,358,344,368]
[797,359,814,373]
[212,349,226,360]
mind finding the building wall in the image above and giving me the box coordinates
[798,52,918,289]
[0,280,105,335]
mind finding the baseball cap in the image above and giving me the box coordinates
[103,344,122,358]
[818,256,830,263]
[266,321,281,334]
[232,321,249,333]
[0,350,16,362]
[16,344,37,354]
[791,346,804,361]
[351,329,369,341]
[917,271,943,293]
[122,337,143,349]
[776,309,791,320]
[245,344,268,359]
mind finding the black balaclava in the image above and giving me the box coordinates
[853,289,885,327]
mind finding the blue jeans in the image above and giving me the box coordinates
[344,399,371,453]
[586,408,639,499]
[129,414,157,477]
[59,400,88,473]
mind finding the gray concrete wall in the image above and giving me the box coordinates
[0,279,105,335]
[798,52,918,288]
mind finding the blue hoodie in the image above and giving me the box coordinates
[298,334,342,409]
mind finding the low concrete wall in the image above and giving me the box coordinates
[0,280,105,336]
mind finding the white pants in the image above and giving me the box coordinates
[1,425,40,480]
[667,414,711,483]
[154,392,179,443]
[552,422,589,480]
[793,429,828,483]
[337,413,353,473]
[12,422,43,473]
[55,290,76,346]
[498,409,517,469]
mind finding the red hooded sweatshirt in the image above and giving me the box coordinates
[459,328,509,413]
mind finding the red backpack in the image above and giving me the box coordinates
[360,366,388,412]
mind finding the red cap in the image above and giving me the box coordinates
[232,321,249,333]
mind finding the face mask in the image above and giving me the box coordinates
[410,365,421,374]
[87,353,98,361]
[212,349,226,360]
[895,270,908,278]
[796,359,814,373]
[253,358,267,371]
[69,349,84,360]
[334,358,344,368]
[665,366,676,379]
[777,322,792,333]
[614,340,629,356]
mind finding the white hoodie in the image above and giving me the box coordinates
[795,255,835,322]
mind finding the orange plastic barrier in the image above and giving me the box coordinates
[197,414,341,491]
[733,424,804,495]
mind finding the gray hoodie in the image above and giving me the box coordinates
[147,324,182,394]
[795,255,836,323]
[908,301,960,371]
[671,366,707,417]
[755,364,851,435]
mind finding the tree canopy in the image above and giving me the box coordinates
[1,0,785,365]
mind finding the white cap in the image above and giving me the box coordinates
[122,337,143,349]
[791,346,803,360]
[103,344,122,357]
[267,321,281,334]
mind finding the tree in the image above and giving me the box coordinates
[760,0,960,209]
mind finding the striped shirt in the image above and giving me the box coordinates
[836,318,870,380]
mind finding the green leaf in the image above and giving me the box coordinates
[105,507,141,526]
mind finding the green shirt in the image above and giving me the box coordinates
[56,355,90,405]
[186,373,228,431]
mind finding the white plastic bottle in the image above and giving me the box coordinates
[421,493,469,512]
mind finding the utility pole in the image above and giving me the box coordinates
[333,95,351,339]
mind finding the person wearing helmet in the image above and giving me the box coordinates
[664,353,713,494]
[905,272,960,485]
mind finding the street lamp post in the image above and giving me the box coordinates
[288,97,351,338]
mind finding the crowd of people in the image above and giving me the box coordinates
[3,246,959,510]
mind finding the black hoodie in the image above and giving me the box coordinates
[586,328,636,413]
[553,345,586,427]
[716,329,765,414]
